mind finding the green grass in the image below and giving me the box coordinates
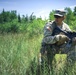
[0,33,42,75]
[0,33,76,75]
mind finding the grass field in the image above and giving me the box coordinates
[0,33,76,75]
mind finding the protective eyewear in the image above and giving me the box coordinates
[54,15,62,18]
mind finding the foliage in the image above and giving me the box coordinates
[64,7,73,25]
[0,9,45,36]
[18,14,21,23]
[74,6,76,16]
[49,10,55,21]
[0,9,17,23]
[27,19,44,37]
[0,7,76,35]
[0,33,76,75]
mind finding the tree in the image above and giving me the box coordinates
[65,7,73,25]
[49,10,54,21]
[74,6,76,16]
[29,12,36,22]
[25,14,28,22]
[0,9,11,23]
[18,14,21,22]
[10,10,17,21]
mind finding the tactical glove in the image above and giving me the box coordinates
[55,34,70,45]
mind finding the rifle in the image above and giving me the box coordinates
[52,26,76,47]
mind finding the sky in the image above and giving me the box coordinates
[0,0,76,19]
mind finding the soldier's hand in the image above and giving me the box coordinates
[55,34,70,45]
[72,37,76,46]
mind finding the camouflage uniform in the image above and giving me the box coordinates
[42,21,71,44]
[40,21,76,67]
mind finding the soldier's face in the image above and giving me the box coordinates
[55,16,64,25]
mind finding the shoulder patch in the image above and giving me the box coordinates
[46,26,52,31]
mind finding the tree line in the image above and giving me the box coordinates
[0,9,45,36]
[0,7,76,35]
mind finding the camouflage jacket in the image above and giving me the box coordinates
[42,21,71,44]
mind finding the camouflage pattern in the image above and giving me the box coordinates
[54,10,66,17]
[42,21,71,44]
[39,21,76,66]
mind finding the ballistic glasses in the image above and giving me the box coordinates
[54,15,63,18]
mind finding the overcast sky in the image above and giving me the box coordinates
[0,0,76,19]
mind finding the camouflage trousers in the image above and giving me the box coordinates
[39,43,76,67]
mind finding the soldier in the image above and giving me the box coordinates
[39,9,76,71]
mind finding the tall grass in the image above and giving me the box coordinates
[0,33,76,75]
[0,33,42,75]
